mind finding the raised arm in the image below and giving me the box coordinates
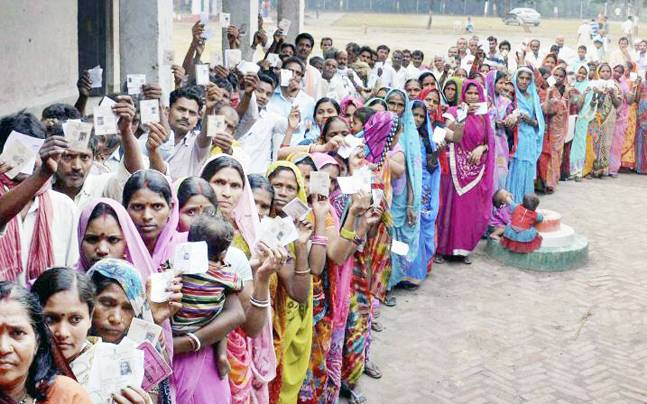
[0,136,68,228]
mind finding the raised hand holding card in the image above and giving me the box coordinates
[474,102,488,115]
[225,49,242,69]
[278,18,291,34]
[88,65,103,88]
[150,271,174,303]
[195,64,211,86]
[280,69,293,87]
[127,318,163,346]
[139,99,160,125]
[172,241,209,275]
[219,12,231,28]
[127,74,146,95]
[282,198,311,220]
[309,171,330,196]
[63,121,93,150]
[207,115,226,137]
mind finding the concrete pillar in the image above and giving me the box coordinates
[119,0,174,103]
[277,0,305,44]
[222,0,259,61]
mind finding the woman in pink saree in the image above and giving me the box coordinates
[436,80,495,263]
[609,64,631,176]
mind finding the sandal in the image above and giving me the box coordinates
[349,389,368,404]
[383,293,397,307]
[364,360,383,379]
[433,255,446,264]
[462,256,472,265]
[371,320,384,332]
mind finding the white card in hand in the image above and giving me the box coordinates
[199,12,209,25]
[336,176,358,194]
[278,18,291,34]
[225,49,242,68]
[546,75,557,87]
[173,241,209,275]
[372,188,384,207]
[280,69,293,87]
[127,74,146,95]
[337,135,364,159]
[277,216,299,246]
[432,127,447,144]
[211,52,224,66]
[207,115,226,137]
[88,65,103,88]
[282,198,311,220]
[2,131,44,178]
[195,64,210,86]
[238,61,260,75]
[391,240,410,256]
[456,106,468,122]
[93,105,118,136]
[0,134,35,179]
[309,171,330,196]
[630,72,638,81]
[267,53,281,67]
[355,166,372,193]
[126,318,163,346]
[474,102,488,115]
[162,49,175,65]
[139,100,160,125]
[257,217,280,249]
[63,121,93,151]
[150,271,174,303]
[219,12,231,28]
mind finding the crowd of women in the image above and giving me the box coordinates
[0,17,645,404]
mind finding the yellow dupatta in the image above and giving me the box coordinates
[265,161,314,404]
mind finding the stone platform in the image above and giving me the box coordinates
[486,209,589,272]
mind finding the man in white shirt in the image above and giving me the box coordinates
[52,96,145,207]
[295,32,323,100]
[622,16,635,44]
[636,40,647,72]
[373,44,396,88]
[267,57,315,145]
[391,50,408,90]
[555,35,577,64]
[0,112,79,284]
[321,58,357,101]
[577,20,592,46]
[525,39,544,67]
[235,73,293,174]
[138,86,212,180]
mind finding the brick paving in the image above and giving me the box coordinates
[360,174,647,403]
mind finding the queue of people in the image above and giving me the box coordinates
[0,14,645,404]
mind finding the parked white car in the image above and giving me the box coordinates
[503,8,541,26]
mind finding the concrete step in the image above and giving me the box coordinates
[539,223,575,248]
[485,234,589,272]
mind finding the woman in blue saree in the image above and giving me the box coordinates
[391,99,441,287]
[506,67,546,203]
[383,89,423,294]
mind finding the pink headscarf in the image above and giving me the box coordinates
[340,96,364,117]
[199,154,259,249]
[76,198,153,275]
[310,152,340,171]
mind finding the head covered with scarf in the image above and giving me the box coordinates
[384,88,423,257]
[443,77,464,106]
[122,169,188,273]
[76,198,154,275]
[200,154,259,250]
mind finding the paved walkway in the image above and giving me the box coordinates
[361,174,647,403]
